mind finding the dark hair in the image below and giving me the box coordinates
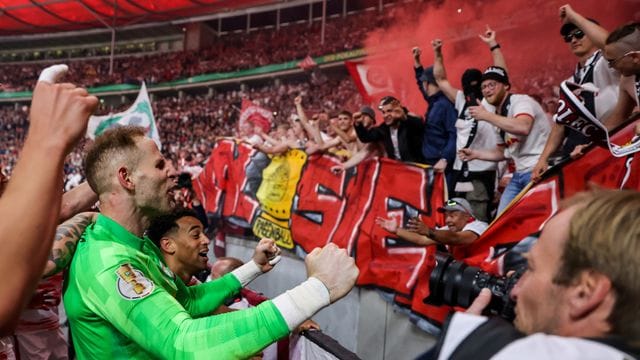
[378,95,400,109]
[147,207,200,247]
[606,22,640,44]
[84,126,146,194]
[560,18,599,36]
[338,110,353,118]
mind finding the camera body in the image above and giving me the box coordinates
[424,252,523,321]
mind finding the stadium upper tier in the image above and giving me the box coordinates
[0,10,384,94]
[0,0,277,35]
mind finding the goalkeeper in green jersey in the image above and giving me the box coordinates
[64,126,359,359]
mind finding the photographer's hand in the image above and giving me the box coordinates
[466,288,492,315]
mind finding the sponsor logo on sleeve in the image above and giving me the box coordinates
[115,264,154,300]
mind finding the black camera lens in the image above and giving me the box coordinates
[425,252,523,321]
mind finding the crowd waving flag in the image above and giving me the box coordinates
[297,55,317,71]
[239,99,273,134]
[86,82,161,149]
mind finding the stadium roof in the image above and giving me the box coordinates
[0,0,279,35]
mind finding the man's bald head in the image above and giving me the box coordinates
[211,257,244,279]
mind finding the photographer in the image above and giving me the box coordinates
[420,190,640,359]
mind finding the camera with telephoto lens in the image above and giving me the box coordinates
[424,252,524,321]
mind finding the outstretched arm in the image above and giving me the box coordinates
[532,123,566,182]
[406,218,480,246]
[479,25,508,71]
[412,47,430,101]
[331,143,379,173]
[469,106,533,136]
[432,39,459,103]
[295,96,323,145]
[0,65,98,335]
[375,217,437,246]
[459,146,506,162]
[559,4,609,49]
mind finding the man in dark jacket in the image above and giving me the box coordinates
[413,47,457,191]
[354,96,425,164]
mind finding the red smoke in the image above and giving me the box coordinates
[360,0,635,116]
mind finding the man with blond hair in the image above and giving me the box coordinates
[422,190,640,359]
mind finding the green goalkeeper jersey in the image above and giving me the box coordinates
[63,215,289,359]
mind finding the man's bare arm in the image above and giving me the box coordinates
[479,25,508,71]
[431,39,459,103]
[604,86,636,130]
[295,96,323,145]
[59,182,97,222]
[43,212,98,278]
[0,65,98,335]
[532,123,566,182]
[459,147,506,162]
[560,5,609,49]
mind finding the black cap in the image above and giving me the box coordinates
[481,66,510,86]
[560,18,599,36]
[359,106,376,120]
[461,68,483,90]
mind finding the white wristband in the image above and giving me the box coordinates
[272,277,330,331]
[230,260,262,287]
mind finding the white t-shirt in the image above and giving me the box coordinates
[439,219,489,236]
[495,94,550,172]
[454,90,498,171]
[568,50,620,121]
[390,127,401,159]
[620,74,640,108]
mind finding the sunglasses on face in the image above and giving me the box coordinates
[563,29,585,43]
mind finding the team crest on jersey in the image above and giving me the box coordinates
[115,264,154,300]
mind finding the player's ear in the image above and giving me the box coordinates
[160,237,176,254]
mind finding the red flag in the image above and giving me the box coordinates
[469,117,640,273]
[239,99,273,134]
[297,55,317,70]
[345,59,394,106]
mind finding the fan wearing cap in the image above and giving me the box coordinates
[354,95,426,163]
[430,27,507,221]
[532,5,620,182]
[602,22,640,132]
[460,66,550,215]
[375,198,488,253]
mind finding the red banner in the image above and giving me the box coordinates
[195,116,640,324]
[471,118,640,273]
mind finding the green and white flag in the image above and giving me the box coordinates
[87,82,161,149]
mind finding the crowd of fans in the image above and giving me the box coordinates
[0,74,362,189]
[1,1,639,358]
[0,11,388,92]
